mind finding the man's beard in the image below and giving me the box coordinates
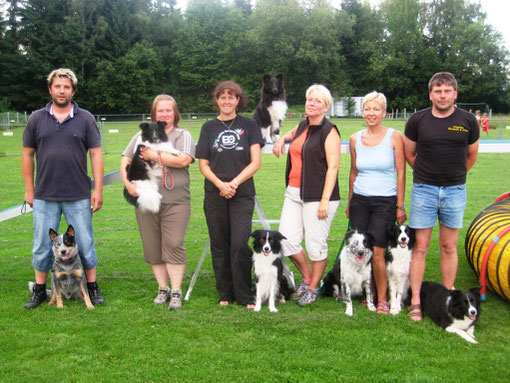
[52,95,72,107]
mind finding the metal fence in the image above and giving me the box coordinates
[2,112,510,156]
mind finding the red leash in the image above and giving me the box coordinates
[158,151,174,191]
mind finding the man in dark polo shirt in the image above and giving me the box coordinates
[404,72,479,322]
[22,68,105,308]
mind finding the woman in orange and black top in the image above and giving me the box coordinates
[273,84,341,306]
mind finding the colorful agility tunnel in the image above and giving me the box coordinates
[465,192,510,301]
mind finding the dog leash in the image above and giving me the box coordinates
[158,151,175,191]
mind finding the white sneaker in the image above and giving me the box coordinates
[168,289,183,310]
[153,286,170,305]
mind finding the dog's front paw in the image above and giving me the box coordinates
[269,307,278,313]
[390,306,400,315]
[254,305,261,312]
[367,302,376,312]
[345,305,353,317]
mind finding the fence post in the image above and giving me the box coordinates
[101,120,106,154]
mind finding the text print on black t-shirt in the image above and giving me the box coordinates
[214,128,245,152]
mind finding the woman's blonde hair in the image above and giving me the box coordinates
[305,84,332,110]
[362,91,387,111]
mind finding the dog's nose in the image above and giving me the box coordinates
[61,249,66,255]
[469,308,477,316]
[263,245,270,252]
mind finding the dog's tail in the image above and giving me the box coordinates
[28,281,52,295]
[321,270,336,297]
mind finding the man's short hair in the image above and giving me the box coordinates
[47,68,78,91]
[428,72,457,92]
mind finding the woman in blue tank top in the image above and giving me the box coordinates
[345,91,406,314]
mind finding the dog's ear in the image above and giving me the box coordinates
[157,121,167,130]
[263,74,271,82]
[66,225,75,237]
[449,289,463,301]
[49,229,58,241]
[275,231,287,241]
[345,230,355,240]
[469,286,482,300]
[276,74,283,81]
[250,230,262,239]
[139,122,150,130]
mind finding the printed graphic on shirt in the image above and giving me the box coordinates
[448,125,469,133]
[213,128,245,152]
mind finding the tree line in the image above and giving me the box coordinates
[1,0,509,114]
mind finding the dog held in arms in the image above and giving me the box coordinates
[420,281,481,344]
[322,230,376,316]
[250,230,293,312]
[123,121,180,213]
[252,74,288,143]
[48,225,94,309]
[385,224,414,315]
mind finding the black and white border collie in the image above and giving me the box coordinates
[250,230,293,312]
[322,230,376,316]
[252,74,288,143]
[385,224,415,315]
[123,121,180,213]
[420,282,482,344]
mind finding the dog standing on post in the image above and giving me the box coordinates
[252,74,288,143]
[48,225,94,309]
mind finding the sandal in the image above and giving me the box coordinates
[407,304,422,322]
[376,300,390,314]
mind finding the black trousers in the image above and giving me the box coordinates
[204,192,254,305]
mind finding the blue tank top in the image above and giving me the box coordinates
[353,128,396,197]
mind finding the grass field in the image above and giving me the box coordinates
[1,119,510,382]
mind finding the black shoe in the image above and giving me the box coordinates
[25,285,47,309]
[87,282,104,305]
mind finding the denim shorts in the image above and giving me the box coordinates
[32,199,98,271]
[409,183,466,229]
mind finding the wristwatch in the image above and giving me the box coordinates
[397,205,405,210]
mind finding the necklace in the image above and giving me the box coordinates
[218,116,236,130]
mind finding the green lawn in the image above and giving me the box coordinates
[0,123,509,382]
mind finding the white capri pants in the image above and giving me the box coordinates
[279,186,339,261]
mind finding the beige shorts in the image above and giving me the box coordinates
[135,204,191,265]
[278,186,339,261]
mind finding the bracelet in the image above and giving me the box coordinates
[232,178,239,187]
[397,205,405,210]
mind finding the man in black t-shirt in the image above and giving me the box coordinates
[404,72,479,322]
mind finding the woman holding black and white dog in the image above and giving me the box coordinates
[196,81,264,308]
[273,84,341,306]
[121,94,195,310]
[345,91,406,314]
